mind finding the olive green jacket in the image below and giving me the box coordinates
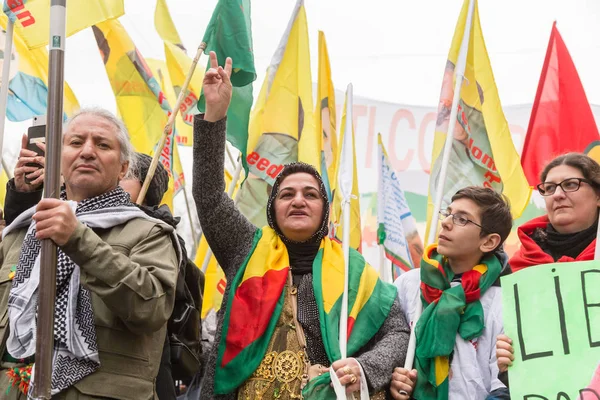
[0,217,179,400]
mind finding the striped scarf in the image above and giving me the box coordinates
[3,187,174,397]
[214,227,397,397]
[414,244,502,400]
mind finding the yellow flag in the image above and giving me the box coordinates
[146,58,189,200]
[3,0,124,49]
[154,0,183,48]
[163,42,204,146]
[92,19,184,198]
[196,236,226,318]
[0,16,79,119]
[195,168,240,318]
[426,0,531,242]
[331,88,361,251]
[237,0,315,227]
[316,31,337,193]
[0,169,8,209]
[153,0,204,147]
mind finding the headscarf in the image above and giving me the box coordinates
[130,152,170,207]
[266,163,330,275]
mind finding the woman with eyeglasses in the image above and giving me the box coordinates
[511,152,600,271]
[496,152,600,373]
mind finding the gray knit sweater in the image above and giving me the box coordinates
[192,116,410,399]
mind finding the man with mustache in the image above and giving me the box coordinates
[0,108,180,399]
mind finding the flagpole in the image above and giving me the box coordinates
[376,133,391,284]
[340,199,350,357]
[426,0,475,246]
[201,154,242,273]
[225,145,237,172]
[34,0,67,397]
[137,41,207,205]
[338,83,354,361]
[0,19,14,166]
[182,187,199,259]
[408,0,476,373]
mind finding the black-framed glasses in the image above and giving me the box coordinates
[439,210,485,231]
[536,177,595,196]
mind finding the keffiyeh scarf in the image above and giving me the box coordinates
[3,187,160,397]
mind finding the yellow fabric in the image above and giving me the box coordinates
[154,0,204,147]
[247,3,315,166]
[318,233,346,314]
[154,0,183,47]
[146,58,187,195]
[0,17,79,117]
[4,0,123,49]
[425,0,530,242]
[331,90,362,251]
[95,19,185,200]
[473,264,487,275]
[434,356,450,386]
[197,168,241,318]
[348,262,379,320]
[197,235,226,319]
[315,31,337,180]
[163,42,204,147]
[0,169,8,209]
[317,233,379,320]
[241,228,289,283]
[236,2,315,228]
[94,19,165,155]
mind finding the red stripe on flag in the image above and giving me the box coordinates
[347,316,356,340]
[221,267,289,366]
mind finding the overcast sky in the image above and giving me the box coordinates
[5,0,600,154]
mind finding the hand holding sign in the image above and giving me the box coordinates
[501,261,600,399]
[495,334,514,373]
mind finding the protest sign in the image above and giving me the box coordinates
[502,261,600,399]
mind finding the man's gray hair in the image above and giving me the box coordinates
[64,107,133,167]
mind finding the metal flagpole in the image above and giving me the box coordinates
[33,0,67,397]
[0,19,14,167]
[338,83,354,361]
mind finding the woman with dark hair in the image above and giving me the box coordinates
[192,52,409,399]
[510,152,600,270]
[497,152,600,371]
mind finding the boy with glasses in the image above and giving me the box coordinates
[390,186,513,400]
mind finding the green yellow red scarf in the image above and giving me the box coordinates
[414,244,502,400]
[214,227,397,397]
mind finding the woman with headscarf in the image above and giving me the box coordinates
[192,53,409,399]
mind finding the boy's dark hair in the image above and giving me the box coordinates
[451,186,512,249]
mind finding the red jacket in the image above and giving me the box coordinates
[510,215,596,272]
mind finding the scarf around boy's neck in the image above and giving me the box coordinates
[413,244,502,400]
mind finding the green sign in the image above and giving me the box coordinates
[502,261,600,399]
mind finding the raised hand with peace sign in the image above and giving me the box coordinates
[203,51,233,123]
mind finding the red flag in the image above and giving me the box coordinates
[521,22,600,186]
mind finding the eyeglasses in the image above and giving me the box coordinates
[439,210,485,230]
[536,177,595,196]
